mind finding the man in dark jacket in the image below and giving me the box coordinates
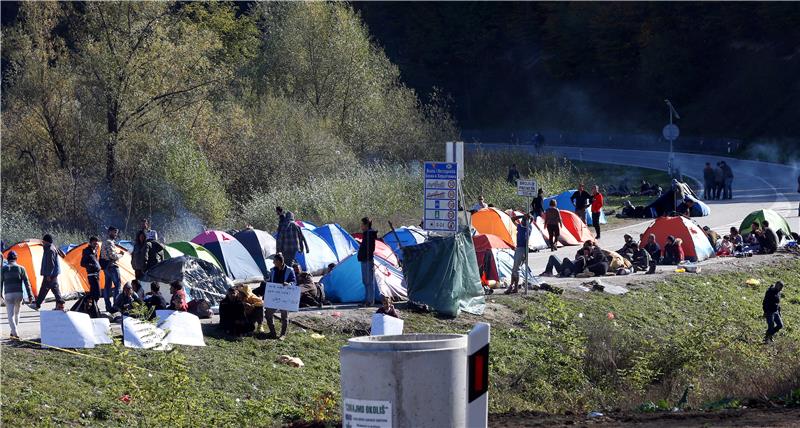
[702,162,715,200]
[358,217,378,306]
[643,233,661,265]
[617,234,637,261]
[762,281,784,343]
[570,184,592,225]
[721,161,734,200]
[759,220,779,254]
[80,236,102,302]
[34,234,65,310]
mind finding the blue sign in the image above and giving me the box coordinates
[423,162,458,232]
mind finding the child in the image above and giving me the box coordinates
[717,235,734,256]
[376,296,400,319]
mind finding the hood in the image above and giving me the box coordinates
[285,211,296,222]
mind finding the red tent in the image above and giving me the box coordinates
[560,210,595,244]
[535,216,579,246]
[640,216,715,261]
[472,234,513,283]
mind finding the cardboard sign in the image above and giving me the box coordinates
[40,311,110,349]
[371,313,404,336]
[122,316,170,350]
[155,310,206,347]
[343,398,392,428]
[263,282,301,312]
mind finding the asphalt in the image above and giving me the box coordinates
[3,147,799,339]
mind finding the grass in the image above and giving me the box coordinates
[3,258,799,426]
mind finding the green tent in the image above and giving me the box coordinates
[164,241,223,270]
[739,209,792,237]
[402,228,485,317]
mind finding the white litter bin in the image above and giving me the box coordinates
[340,334,468,428]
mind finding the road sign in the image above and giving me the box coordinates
[423,162,458,232]
[516,179,538,197]
[662,124,680,140]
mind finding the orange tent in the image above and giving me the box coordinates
[472,208,517,247]
[63,242,136,291]
[640,216,715,261]
[560,210,595,244]
[2,240,87,298]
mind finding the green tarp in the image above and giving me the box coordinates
[402,228,485,317]
[740,209,792,237]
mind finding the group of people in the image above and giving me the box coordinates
[706,222,780,257]
[702,161,735,200]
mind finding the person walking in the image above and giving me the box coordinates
[590,185,603,239]
[507,213,532,294]
[721,161,734,199]
[1,251,34,339]
[570,184,592,225]
[762,281,784,343]
[33,234,65,310]
[275,207,308,268]
[544,199,563,251]
[531,188,545,220]
[100,227,124,313]
[80,236,102,304]
[358,217,378,306]
[702,162,715,200]
[713,162,724,200]
[506,164,520,184]
[264,253,297,339]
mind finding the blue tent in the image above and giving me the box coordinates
[233,229,277,276]
[382,227,428,262]
[295,227,338,275]
[312,224,359,262]
[321,254,407,303]
[544,190,607,225]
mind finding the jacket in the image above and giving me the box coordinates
[570,190,592,210]
[762,227,779,253]
[544,208,561,226]
[269,266,297,285]
[703,167,715,182]
[170,289,188,311]
[762,286,781,314]
[40,242,60,277]
[632,248,652,267]
[276,212,307,255]
[1,263,33,296]
[100,239,122,267]
[80,245,101,274]
[132,241,150,271]
[663,242,684,264]
[644,242,661,261]
[113,292,143,314]
[358,229,378,262]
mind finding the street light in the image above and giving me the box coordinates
[664,99,680,176]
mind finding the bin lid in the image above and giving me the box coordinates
[346,334,467,352]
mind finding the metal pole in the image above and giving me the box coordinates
[524,199,532,294]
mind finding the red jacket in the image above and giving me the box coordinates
[591,193,604,213]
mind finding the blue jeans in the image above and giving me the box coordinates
[103,265,121,311]
[361,261,376,306]
[766,311,783,337]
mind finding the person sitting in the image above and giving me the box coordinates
[759,220,779,254]
[219,288,249,336]
[640,180,652,194]
[617,234,637,261]
[376,296,400,319]
[143,282,168,316]
[580,241,610,277]
[236,283,264,333]
[675,198,695,217]
[293,262,325,308]
[717,235,734,256]
[630,242,652,273]
[169,281,188,312]
[703,226,721,250]
[729,227,744,251]
[470,195,489,213]
[662,236,685,265]
[326,263,336,275]
[540,243,588,277]
[113,282,143,318]
[643,233,662,265]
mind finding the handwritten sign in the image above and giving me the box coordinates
[343,398,392,428]
[122,316,170,350]
[263,282,301,312]
[371,313,404,336]
[156,310,206,347]
[41,311,108,348]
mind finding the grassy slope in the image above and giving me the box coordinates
[2,259,799,427]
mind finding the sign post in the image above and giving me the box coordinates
[423,162,459,233]
[516,180,537,294]
[663,99,681,176]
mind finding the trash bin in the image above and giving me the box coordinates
[340,333,468,428]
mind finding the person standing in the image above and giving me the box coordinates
[507,164,520,185]
[762,281,784,343]
[80,236,102,304]
[139,217,159,242]
[131,231,150,280]
[264,253,296,339]
[544,200,562,251]
[100,227,124,313]
[702,162,715,200]
[33,234,65,310]
[590,185,603,239]
[358,217,378,306]
[531,188,545,220]
[570,184,592,225]
[721,161,734,199]
[275,207,308,268]
[507,213,532,294]
[1,251,34,339]
[713,162,724,200]
[470,196,488,213]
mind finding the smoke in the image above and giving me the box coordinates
[745,139,800,166]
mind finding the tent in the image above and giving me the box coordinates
[471,208,517,247]
[645,181,709,218]
[163,241,223,271]
[354,237,400,267]
[382,226,428,262]
[739,209,793,237]
[142,256,230,306]
[3,240,87,299]
[560,210,595,244]
[295,220,317,230]
[402,229,485,317]
[63,242,136,291]
[492,249,538,285]
[191,231,263,282]
[544,190,607,225]
[313,224,359,262]
[321,254,407,303]
[640,216,715,262]
[295,227,338,275]
[118,240,134,252]
[232,229,276,275]
[473,233,511,283]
